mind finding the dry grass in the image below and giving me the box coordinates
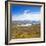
[10,24,40,39]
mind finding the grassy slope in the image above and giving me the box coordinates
[10,24,40,39]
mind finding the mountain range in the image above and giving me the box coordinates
[12,20,40,25]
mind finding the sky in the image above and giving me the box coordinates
[11,4,41,21]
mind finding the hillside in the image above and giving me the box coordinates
[10,21,40,39]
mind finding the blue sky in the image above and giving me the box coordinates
[11,4,41,21]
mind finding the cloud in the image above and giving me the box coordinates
[12,10,41,21]
[24,10,31,15]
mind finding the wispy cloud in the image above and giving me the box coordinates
[12,10,41,21]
